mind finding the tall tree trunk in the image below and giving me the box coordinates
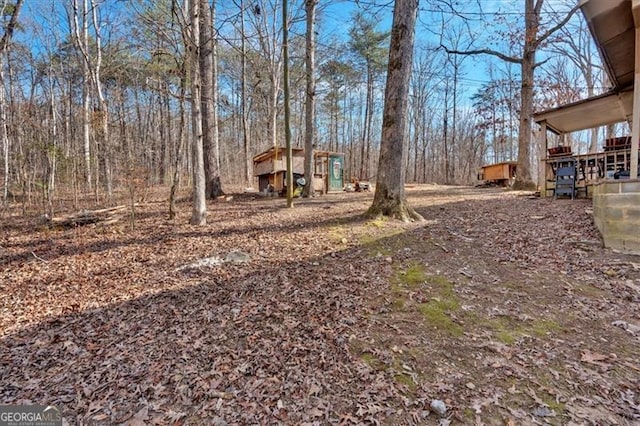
[515,10,535,189]
[91,0,112,199]
[451,61,458,183]
[47,85,57,217]
[0,0,23,204]
[200,0,223,198]
[240,0,251,187]
[72,0,92,191]
[364,65,374,178]
[443,79,449,183]
[211,1,221,189]
[189,0,207,225]
[283,0,293,207]
[170,72,187,220]
[302,0,317,197]
[0,64,9,203]
[367,0,422,222]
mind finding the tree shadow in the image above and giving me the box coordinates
[1,190,636,424]
[0,233,403,424]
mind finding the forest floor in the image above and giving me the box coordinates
[1,184,640,425]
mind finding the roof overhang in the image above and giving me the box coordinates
[533,0,638,134]
[534,89,634,134]
[580,0,635,90]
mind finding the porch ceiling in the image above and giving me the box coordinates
[533,89,634,134]
[534,0,636,134]
[580,0,635,91]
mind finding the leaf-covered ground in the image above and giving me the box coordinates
[1,185,639,425]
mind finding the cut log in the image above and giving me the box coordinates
[47,205,135,229]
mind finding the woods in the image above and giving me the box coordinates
[3,1,640,423]
[0,1,598,218]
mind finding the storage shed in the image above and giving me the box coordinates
[253,147,344,194]
[477,161,517,186]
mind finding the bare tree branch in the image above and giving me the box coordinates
[533,57,551,69]
[440,44,521,64]
[536,3,581,47]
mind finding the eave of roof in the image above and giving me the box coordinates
[533,89,633,134]
[534,0,636,134]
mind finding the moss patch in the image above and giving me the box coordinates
[399,263,426,289]
[531,319,562,337]
[480,316,563,345]
[418,300,463,336]
[394,373,417,393]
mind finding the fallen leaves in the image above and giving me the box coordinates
[1,186,639,424]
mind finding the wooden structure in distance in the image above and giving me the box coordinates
[533,0,640,196]
[253,147,344,194]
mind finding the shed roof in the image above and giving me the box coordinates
[253,147,304,163]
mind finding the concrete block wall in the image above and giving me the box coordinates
[592,180,640,255]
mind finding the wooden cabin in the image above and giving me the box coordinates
[253,147,344,194]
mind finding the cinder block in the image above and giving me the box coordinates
[601,183,622,194]
[621,181,640,193]
[603,207,624,221]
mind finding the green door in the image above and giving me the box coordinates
[328,155,343,191]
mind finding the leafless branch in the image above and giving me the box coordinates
[440,44,521,65]
[537,3,581,47]
[533,57,551,69]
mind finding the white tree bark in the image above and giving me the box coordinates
[189,0,207,225]
[72,0,92,191]
[0,0,23,203]
[90,0,112,198]
[0,65,8,203]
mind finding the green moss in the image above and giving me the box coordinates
[394,373,417,392]
[495,330,517,345]
[418,300,463,336]
[399,263,426,289]
[328,226,347,243]
[360,352,383,370]
[462,407,475,420]
[531,319,562,337]
[574,283,605,298]
[426,274,453,288]
[477,316,562,345]
[540,394,565,414]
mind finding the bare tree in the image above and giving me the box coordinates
[282,0,293,207]
[189,0,206,224]
[442,0,579,189]
[239,0,251,187]
[302,0,317,198]
[349,13,388,180]
[367,0,422,222]
[0,0,22,204]
[71,0,92,191]
[552,15,602,153]
[200,0,223,198]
